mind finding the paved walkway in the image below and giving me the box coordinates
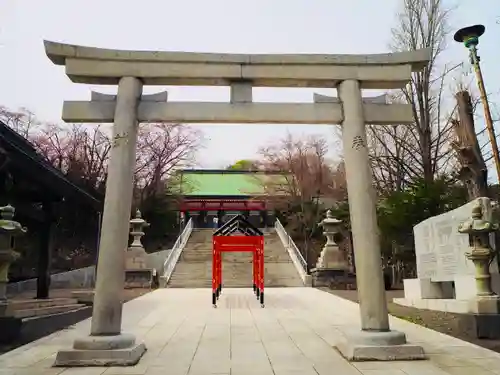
[1,288,500,375]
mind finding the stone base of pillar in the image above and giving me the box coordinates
[335,330,425,361]
[54,333,146,367]
[460,313,500,339]
[315,246,348,270]
[461,295,500,339]
[469,295,500,314]
[310,268,356,289]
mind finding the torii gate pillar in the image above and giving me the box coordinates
[335,80,424,360]
[55,77,147,366]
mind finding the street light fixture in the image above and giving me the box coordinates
[454,24,500,183]
[306,189,322,274]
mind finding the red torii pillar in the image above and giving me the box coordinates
[212,235,264,307]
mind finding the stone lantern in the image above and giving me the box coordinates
[129,209,150,252]
[315,210,349,271]
[458,199,499,297]
[0,205,27,303]
[125,209,153,288]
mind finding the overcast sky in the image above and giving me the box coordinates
[1,0,498,170]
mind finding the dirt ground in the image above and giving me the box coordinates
[323,288,500,353]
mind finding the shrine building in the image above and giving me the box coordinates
[172,169,287,229]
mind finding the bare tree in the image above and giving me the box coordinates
[368,0,458,193]
[0,106,40,138]
[1,106,203,198]
[134,123,203,204]
[32,123,111,191]
[257,133,345,268]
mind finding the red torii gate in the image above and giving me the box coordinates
[212,214,265,307]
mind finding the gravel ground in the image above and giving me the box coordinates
[323,288,500,353]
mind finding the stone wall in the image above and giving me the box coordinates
[6,249,171,295]
[145,249,171,275]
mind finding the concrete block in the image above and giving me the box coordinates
[403,278,453,299]
[454,276,478,299]
[459,313,500,339]
[55,333,147,366]
[336,341,427,361]
[54,342,146,367]
[468,295,500,314]
[311,268,356,289]
[393,297,478,314]
[335,330,426,362]
[230,82,252,103]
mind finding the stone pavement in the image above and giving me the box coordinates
[1,288,500,375]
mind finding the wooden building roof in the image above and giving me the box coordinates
[0,121,102,209]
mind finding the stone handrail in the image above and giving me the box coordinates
[161,218,193,286]
[274,219,312,286]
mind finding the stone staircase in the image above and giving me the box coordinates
[7,298,88,319]
[168,229,304,288]
[1,297,92,345]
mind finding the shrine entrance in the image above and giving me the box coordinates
[212,214,264,307]
[44,40,430,365]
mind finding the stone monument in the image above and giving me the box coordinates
[44,40,431,364]
[124,210,153,288]
[311,210,354,288]
[0,205,27,343]
[395,198,500,327]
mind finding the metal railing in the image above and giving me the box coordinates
[275,219,311,285]
[162,218,193,285]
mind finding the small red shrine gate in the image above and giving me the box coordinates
[212,214,265,307]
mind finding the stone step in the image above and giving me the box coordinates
[167,230,303,288]
[7,298,79,310]
[177,259,293,264]
[180,248,287,254]
[170,273,301,279]
[172,262,298,269]
[182,253,288,257]
[170,274,300,280]
[168,280,303,287]
[171,272,299,277]
[168,280,304,287]
[170,272,301,280]
[13,304,87,319]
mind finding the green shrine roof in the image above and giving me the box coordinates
[174,170,288,197]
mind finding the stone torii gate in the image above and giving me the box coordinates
[44,41,430,366]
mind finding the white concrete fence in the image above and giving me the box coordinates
[275,219,312,286]
[7,248,173,296]
[161,218,193,286]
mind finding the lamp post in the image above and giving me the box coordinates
[306,191,321,274]
[454,24,500,183]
